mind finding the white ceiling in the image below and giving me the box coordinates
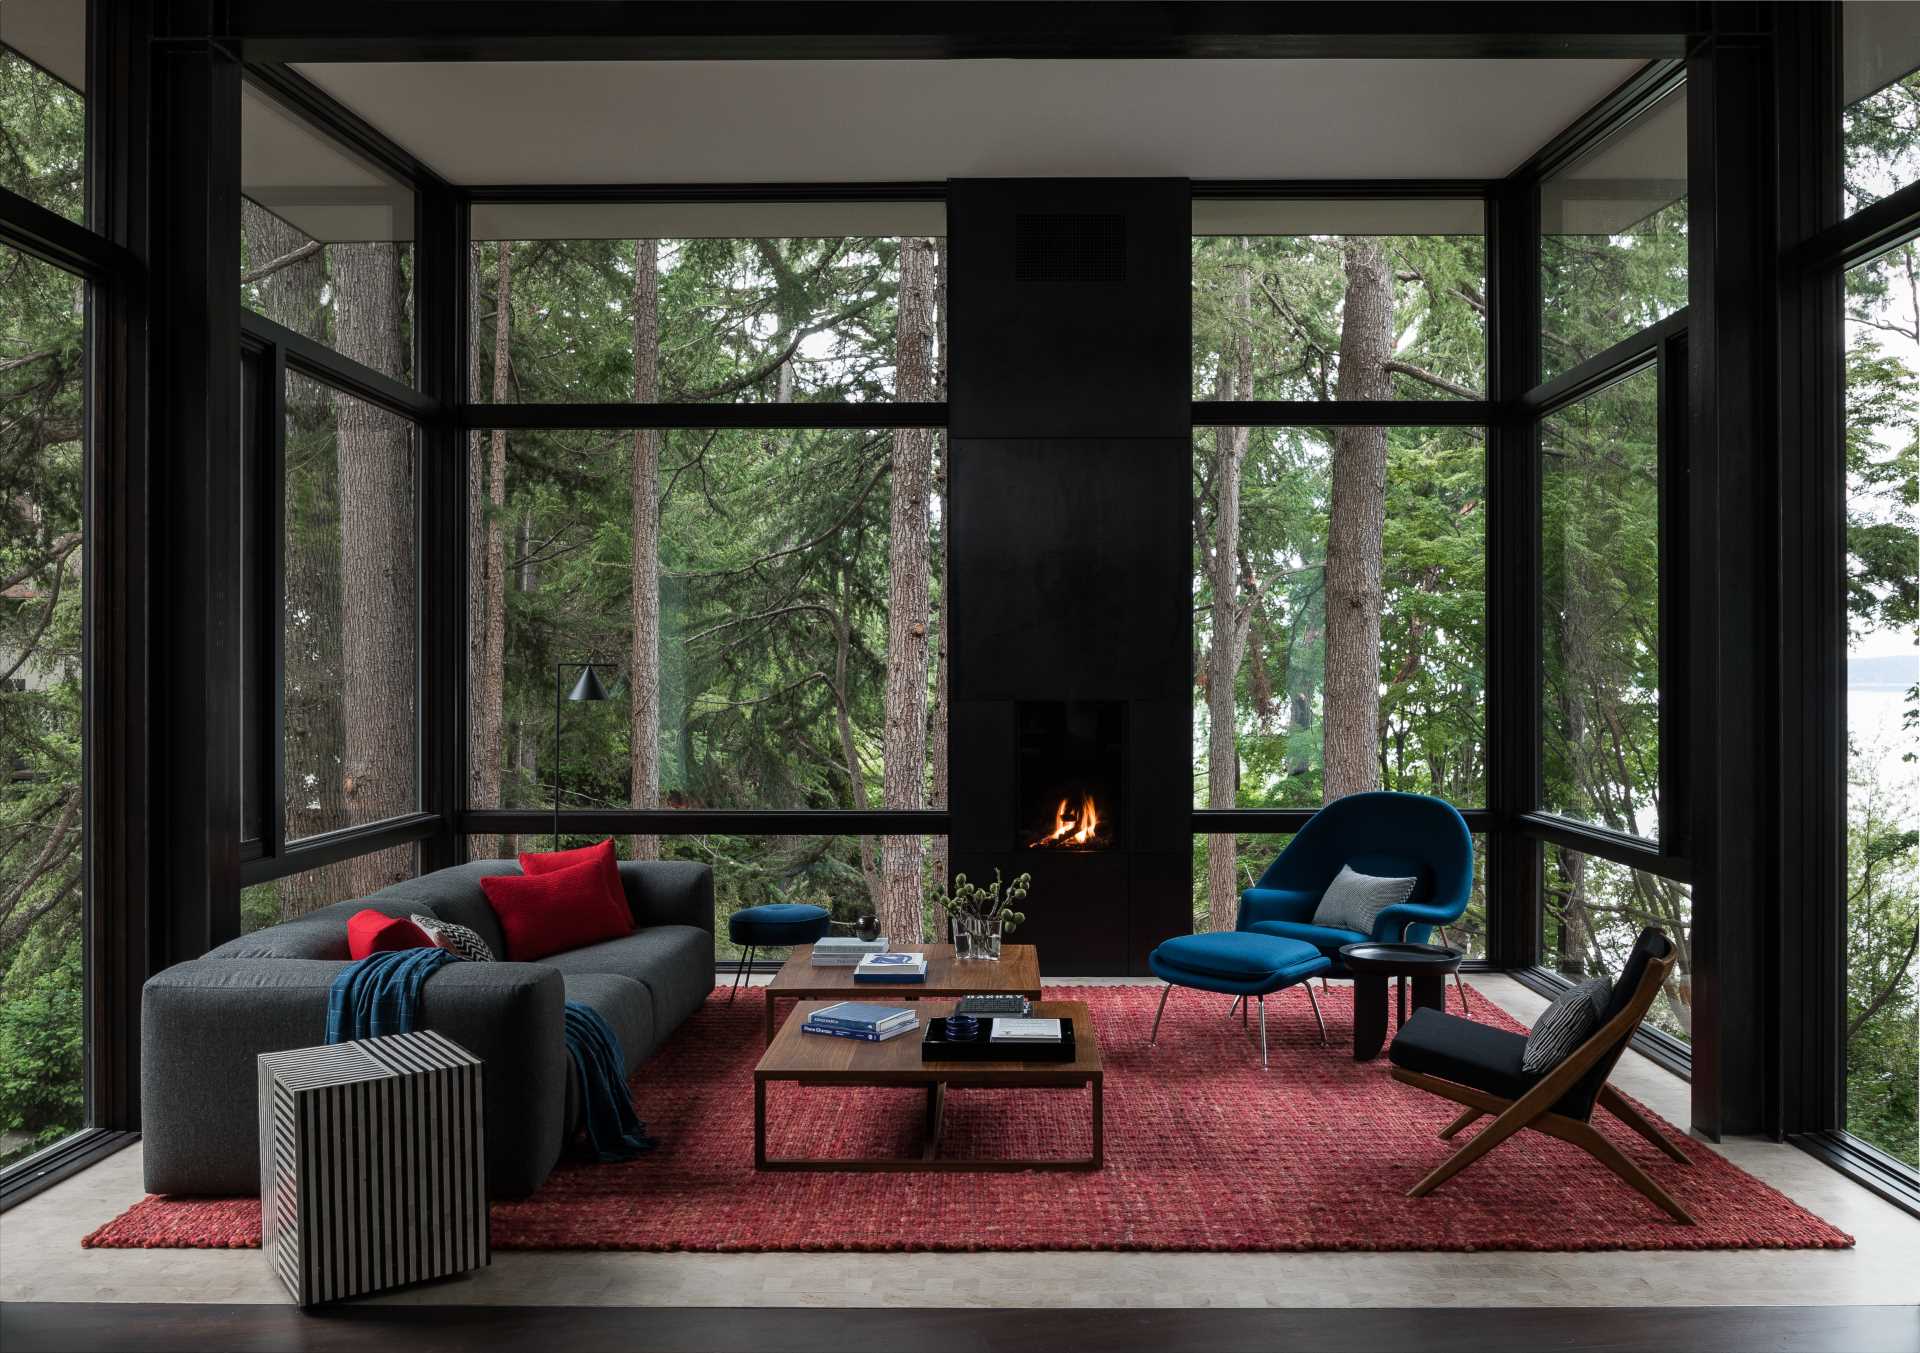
[293,58,1647,186]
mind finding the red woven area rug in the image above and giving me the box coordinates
[85,983,1850,1253]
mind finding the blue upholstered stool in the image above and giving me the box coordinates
[1148,932,1333,1068]
[726,903,832,1000]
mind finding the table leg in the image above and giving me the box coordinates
[764,991,777,1045]
[1352,972,1390,1061]
[922,1082,946,1161]
[1411,972,1446,1017]
[1396,975,1408,1029]
[754,1078,768,1170]
[1091,1077,1104,1170]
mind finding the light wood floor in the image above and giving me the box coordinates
[2,975,1914,1309]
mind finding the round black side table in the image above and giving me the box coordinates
[1339,942,1464,1062]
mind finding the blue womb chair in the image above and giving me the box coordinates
[1235,791,1475,1013]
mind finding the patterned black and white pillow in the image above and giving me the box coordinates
[411,914,496,963]
[1311,864,1417,935]
[1521,975,1611,1074]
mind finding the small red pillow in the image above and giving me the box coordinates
[519,838,633,935]
[347,910,434,961]
[481,858,632,962]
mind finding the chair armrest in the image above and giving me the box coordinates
[617,861,715,934]
[1236,886,1319,930]
[1373,898,1468,943]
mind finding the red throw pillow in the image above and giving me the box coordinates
[347,910,434,961]
[481,858,632,962]
[518,838,633,935]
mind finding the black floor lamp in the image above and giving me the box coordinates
[554,659,614,849]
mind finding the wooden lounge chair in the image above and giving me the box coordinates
[1386,926,1695,1223]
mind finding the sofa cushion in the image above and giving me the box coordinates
[615,860,716,933]
[559,973,657,1076]
[347,909,434,960]
[364,861,520,960]
[522,839,631,935]
[538,924,714,1035]
[482,859,635,961]
[205,898,429,961]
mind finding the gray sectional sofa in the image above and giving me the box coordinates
[141,858,714,1199]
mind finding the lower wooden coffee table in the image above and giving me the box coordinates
[753,999,1103,1172]
[760,942,1043,1044]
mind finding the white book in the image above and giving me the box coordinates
[810,936,890,966]
[989,1017,1064,1042]
[855,951,926,974]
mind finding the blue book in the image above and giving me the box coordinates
[802,1019,916,1043]
[806,1002,916,1033]
[853,971,927,983]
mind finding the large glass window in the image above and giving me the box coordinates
[0,243,87,1167]
[467,426,939,817]
[241,82,415,384]
[1192,424,1485,934]
[1842,241,1919,1167]
[1192,201,1487,400]
[1540,365,1662,838]
[1842,2,1920,216]
[1543,845,1693,1043]
[283,372,418,850]
[0,12,85,226]
[242,846,420,936]
[1540,85,1688,380]
[468,204,944,404]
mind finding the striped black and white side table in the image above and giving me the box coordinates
[257,1030,489,1305]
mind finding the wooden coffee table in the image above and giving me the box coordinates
[760,942,1043,1044]
[753,999,1103,1172]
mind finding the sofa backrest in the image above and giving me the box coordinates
[203,898,428,960]
[364,859,522,959]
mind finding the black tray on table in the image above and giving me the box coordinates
[921,1016,1077,1062]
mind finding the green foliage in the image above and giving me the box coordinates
[0,939,84,1168]
[931,869,1031,935]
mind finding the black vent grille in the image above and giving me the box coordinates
[1014,213,1126,283]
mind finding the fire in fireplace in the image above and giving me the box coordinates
[1016,700,1124,852]
[1030,789,1110,850]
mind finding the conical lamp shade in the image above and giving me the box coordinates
[568,664,611,702]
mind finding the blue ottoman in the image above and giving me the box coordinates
[1148,932,1333,1068]
[726,903,831,1000]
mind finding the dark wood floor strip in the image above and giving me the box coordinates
[4,1302,1918,1353]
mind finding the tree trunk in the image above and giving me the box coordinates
[1206,255,1253,931]
[927,241,951,906]
[331,240,418,899]
[629,239,664,860]
[1322,240,1394,802]
[465,244,500,859]
[876,237,938,946]
[467,244,512,858]
[244,202,354,918]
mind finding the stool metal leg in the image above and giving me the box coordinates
[1227,994,1243,1020]
[1149,982,1173,1046]
[1305,980,1329,1045]
[1258,994,1269,1070]
[728,945,754,1001]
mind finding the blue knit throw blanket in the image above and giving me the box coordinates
[325,950,656,1162]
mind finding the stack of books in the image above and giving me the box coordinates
[809,936,889,966]
[801,1002,918,1042]
[853,951,927,983]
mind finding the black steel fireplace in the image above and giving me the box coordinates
[944,177,1193,975]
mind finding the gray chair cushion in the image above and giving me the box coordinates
[203,898,430,961]
[538,924,714,1035]
[559,972,657,1076]
[1311,864,1417,935]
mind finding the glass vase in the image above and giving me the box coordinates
[954,912,1002,961]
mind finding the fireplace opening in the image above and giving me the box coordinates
[1016,700,1124,852]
